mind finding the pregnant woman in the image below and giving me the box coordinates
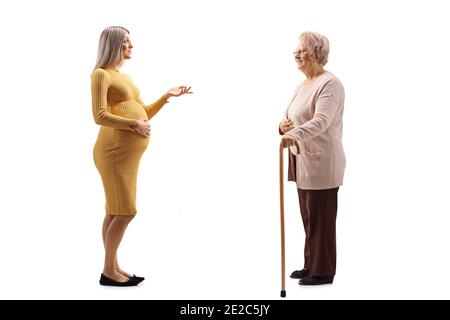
[91,26,192,286]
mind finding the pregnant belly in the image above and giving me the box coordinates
[95,126,150,161]
[110,100,148,120]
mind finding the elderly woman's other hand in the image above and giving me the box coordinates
[279,119,294,134]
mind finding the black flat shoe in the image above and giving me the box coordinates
[299,275,334,286]
[99,274,139,287]
[131,274,145,283]
[290,268,310,279]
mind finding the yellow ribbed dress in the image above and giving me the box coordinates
[91,68,168,215]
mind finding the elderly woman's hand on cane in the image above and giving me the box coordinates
[280,134,296,148]
[281,133,301,155]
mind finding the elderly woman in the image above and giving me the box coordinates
[279,32,345,285]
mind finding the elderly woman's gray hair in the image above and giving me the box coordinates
[299,32,330,66]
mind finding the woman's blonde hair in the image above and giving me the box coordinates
[94,26,129,70]
[299,32,330,66]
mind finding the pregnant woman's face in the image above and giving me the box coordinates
[122,34,133,60]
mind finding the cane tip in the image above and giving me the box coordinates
[280,290,286,298]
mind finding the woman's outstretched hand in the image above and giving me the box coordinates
[165,86,193,98]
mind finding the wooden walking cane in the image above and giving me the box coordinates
[279,139,301,298]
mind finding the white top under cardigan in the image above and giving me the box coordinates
[282,71,346,190]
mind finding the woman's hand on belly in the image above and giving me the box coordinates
[131,119,151,137]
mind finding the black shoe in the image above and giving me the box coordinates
[290,268,310,279]
[99,274,139,287]
[131,274,145,283]
[299,275,334,286]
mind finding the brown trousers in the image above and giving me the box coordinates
[297,187,339,277]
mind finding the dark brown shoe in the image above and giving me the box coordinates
[299,275,334,285]
[290,268,310,279]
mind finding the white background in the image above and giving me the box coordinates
[0,0,449,300]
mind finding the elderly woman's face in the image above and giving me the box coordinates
[293,42,310,70]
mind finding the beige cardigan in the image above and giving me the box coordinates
[281,71,346,190]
